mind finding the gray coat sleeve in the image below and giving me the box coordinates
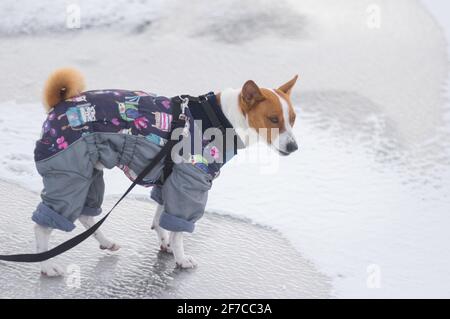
[31,140,102,232]
[158,163,212,233]
[32,167,93,231]
[81,169,105,216]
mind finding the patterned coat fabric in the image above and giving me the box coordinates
[32,90,242,233]
[35,90,173,163]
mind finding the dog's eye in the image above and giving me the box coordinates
[268,116,279,124]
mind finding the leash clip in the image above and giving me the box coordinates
[179,96,189,120]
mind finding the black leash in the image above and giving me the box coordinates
[0,97,187,263]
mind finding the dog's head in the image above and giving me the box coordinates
[239,75,299,156]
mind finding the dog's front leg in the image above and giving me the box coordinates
[34,224,65,277]
[78,215,120,251]
[151,204,171,252]
[170,232,197,269]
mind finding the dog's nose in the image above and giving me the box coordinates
[286,141,298,153]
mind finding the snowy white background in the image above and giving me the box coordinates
[0,0,449,298]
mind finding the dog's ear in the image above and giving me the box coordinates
[278,75,299,95]
[241,80,265,112]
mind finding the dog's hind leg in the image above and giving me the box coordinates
[151,204,171,253]
[78,215,120,251]
[170,232,197,269]
[35,224,65,277]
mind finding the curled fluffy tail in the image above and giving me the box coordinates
[43,67,85,112]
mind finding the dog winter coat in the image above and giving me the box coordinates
[32,90,242,233]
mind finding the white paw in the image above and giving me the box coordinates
[100,243,121,251]
[160,242,172,254]
[176,255,198,269]
[152,225,171,253]
[41,263,65,277]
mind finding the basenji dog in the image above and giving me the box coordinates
[34,68,298,276]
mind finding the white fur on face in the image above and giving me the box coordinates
[220,87,298,154]
[270,90,297,154]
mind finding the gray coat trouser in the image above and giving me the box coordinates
[32,132,212,233]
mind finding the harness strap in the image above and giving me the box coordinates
[180,94,225,133]
[161,94,226,182]
[198,94,231,162]
[161,96,184,183]
[0,99,186,263]
[197,95,226,134]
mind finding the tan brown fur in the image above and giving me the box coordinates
[238,76,298,143]
[43,68,85,112]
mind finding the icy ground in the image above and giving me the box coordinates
[0,0,450,298]
[0,181,331,298]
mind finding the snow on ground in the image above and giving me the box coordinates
[0,0,449,298]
